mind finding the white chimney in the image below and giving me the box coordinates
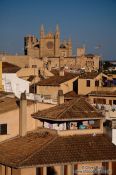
[58,90,64,105]
[19,92,27,136]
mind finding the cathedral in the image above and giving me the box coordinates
[24,25,72,58]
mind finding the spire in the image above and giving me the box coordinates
[40,24,44,32]
[40,24,44,38]
[68,38,72,44]
[55,24,60,38]
[56,24,60,32]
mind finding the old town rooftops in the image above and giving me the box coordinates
[0,93,33,114]
[32,98,104,121]
[0,91,13,98]
[37,73,78,86]
[64,91,80,99]
[0,132,116,168]
[0,130,56,168]
[88,90,116,97]
[79,72,100,79]
[2,62,21,73]
[79,72,112,80]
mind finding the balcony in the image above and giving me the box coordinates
[43,119,103,136]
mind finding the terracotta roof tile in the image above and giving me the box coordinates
[37,73,78,86]
[0,131,55,168]
[23,134,116,167]
[0,91,13,98]
[2,62,21,73]
[79,72,100,79]
[0,133,116,168]
[64,91,80,99]
[32,98,104,121]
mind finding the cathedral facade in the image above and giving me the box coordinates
[24,25,72,58]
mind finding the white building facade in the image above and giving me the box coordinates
[2,73,30,98]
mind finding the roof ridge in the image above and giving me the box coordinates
[58,97,84,118]
[84,98,98,112]
[83,98,105,117]
[85,98,104,111]
[18,134,58,167]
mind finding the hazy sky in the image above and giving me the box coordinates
[0,0,116,60]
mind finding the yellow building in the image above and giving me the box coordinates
[36,70,78,100]
[0,92,55,142]
[77,72,116,95]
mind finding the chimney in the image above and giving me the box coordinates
[59,67,64,76]
[19,92,27,136]
[58,90,64,105]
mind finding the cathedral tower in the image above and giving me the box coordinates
[55,24,60,57]
[40,24,45,57]
[40,24,45,38]
[68,38,72,57]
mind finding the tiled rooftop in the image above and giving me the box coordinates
[79,72,100,79]
[32,98,104,121]
[64,91,81,99]
[37,73,78,86]
[0,131,56,168]
[2,62,21,73]
[0,132,116,168]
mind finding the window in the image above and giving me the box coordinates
[113,100,116,105]
[0,124,7,135]
[95,80,99,87]
[86,80,90,87]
